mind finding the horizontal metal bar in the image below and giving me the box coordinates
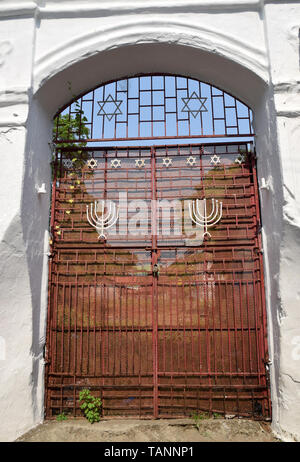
[57,140,253,152]
[55,134,255,145]
[47,373,265,380]
[50,326,262,333]
[50,280,262,288]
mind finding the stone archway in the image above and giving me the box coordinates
[1,30,284,439]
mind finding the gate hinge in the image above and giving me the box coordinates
[255,247,264,255]
[256,222,262,235]
[43,343,50,365]
[47,245,56,259]
[264,356,272,384]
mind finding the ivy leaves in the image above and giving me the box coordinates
[79,389,102,424]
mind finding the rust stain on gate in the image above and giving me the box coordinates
[45,142,271,420]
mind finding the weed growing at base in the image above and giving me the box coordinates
[79,389,102,424]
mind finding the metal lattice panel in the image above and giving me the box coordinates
[54,75,254,143]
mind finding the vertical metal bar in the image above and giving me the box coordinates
[162,283,166,374]
[93,273,97,376]
[138,77,141,139]
[218,279,224,375]
[118,281,122,377]
[73,273,78,417]
[246,281,253,373]
[189,281,195,373]
[187,78,191,138]
[211,256,217,385]
[138,271,141,414]
[114,81,118,140]
[61,283,66,374]
[131,285,135,377]
[225,281,232,386]
[204,259,212,414]
[151,146,158,418]
[175,77,179,137]
[169,273,174,407]
[196,277,202,378]
[91,89,95,139]
[210,86,215,136]
[199,81,204,136]
[253,263,261,383]
[101,282,105,392]
[152,254,158,418]
[67,283,71,373]
[239,281,246,384]
[112,258,116,381]
[163,75,167,138]
[80,283,84,375]
[125,281,128,376]
[87,283,90,375]
[106,282,109,378]
[232,279,239,378]
[175,258,180,374]
[151,76,154,139]
[182,281,187,375]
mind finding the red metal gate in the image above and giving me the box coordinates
[45,142,271,419]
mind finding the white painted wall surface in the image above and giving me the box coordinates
[0,0,299,441]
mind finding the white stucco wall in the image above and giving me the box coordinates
[0,0,299,441]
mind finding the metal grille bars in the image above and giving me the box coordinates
[45,142,271,420]
[54,75,254,143]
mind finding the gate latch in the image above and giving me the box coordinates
[152,264,159,277]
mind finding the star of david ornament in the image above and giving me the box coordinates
[135,159,145,169]
[111,159,121,168]
[235,153,246,165]
[182,92,207,119]
[187,156,196,166]
[162,158,172,167]
[63,159,73,169]
[87,158,98,169]
[210,154,221,166]
[97,94,122,121]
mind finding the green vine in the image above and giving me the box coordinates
[79,389,102,424]
[52,81,91,176]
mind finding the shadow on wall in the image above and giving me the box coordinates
[0,213,35,440]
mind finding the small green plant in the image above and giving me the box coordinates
[79,388,102,424]
[212,412,222,419]
[56,412,67,421]
[51,81,91,179]
[191,411,209,430]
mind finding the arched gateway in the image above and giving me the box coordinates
[45,74,270,419]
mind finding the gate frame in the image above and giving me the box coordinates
[44,140,271,420]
